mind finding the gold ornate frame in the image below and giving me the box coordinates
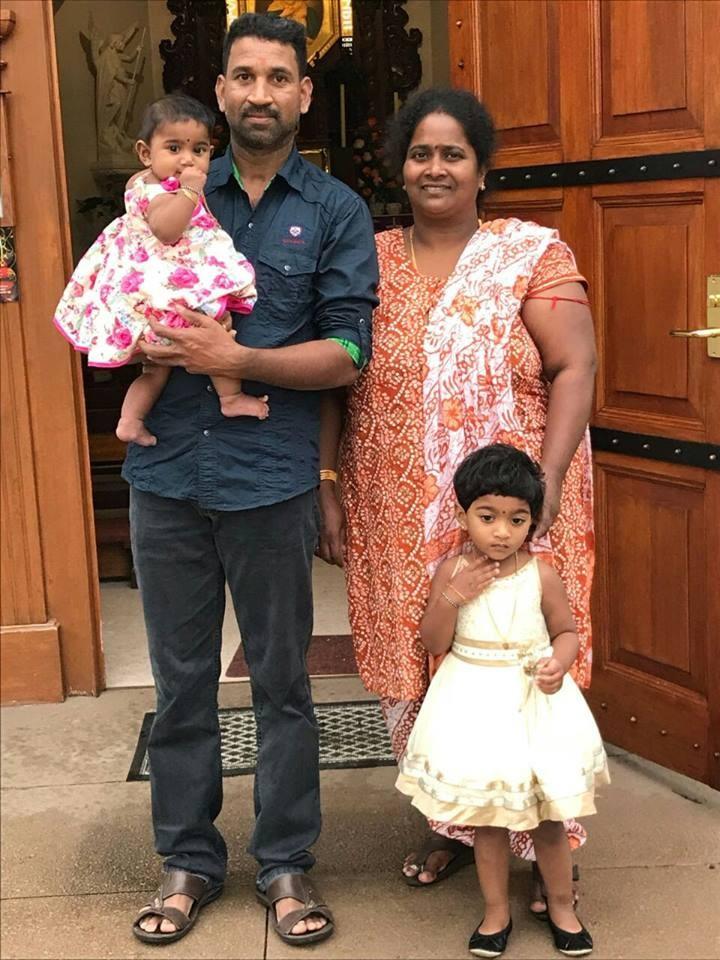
[226,1,341,64]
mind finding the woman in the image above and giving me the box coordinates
[318,88,596,912]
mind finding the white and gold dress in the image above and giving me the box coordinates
[396,557,610,830]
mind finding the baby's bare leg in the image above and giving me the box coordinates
[211,375,269,420]
[116,364,171,446]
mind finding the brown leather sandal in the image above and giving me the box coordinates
[132,869,223,945]
[256,873,335,946]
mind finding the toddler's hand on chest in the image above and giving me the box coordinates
[447,556,499,605]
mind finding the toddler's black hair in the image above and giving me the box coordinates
[137,94,216,144]
[453,444,545,520]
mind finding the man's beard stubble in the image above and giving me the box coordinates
[229,110,300,152]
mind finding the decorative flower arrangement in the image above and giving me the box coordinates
[352,116,405,213]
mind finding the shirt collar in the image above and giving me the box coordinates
[207,145,306,194]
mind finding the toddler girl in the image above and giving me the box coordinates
[54,94,267,446]
[397,443,609,958]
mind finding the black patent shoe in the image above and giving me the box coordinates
[547,913,593,956]
[468,918,513,958]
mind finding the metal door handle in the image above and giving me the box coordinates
[670,328,720,338]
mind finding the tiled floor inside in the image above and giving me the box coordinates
[2,677,720,959]
[101,558,351,688]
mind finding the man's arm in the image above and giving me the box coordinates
[140,195,378,390]
[141,312,359,389]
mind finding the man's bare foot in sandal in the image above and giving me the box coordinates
[138,894,193,934]
[257,873,334,945]
[274,898,328,935]
[133,870,223,944]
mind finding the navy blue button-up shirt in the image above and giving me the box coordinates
[123,147,378,510]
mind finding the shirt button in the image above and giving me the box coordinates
[203,429,210,437]
[283,264,291,272]
[206,384,214,392]
[248,222,253,229]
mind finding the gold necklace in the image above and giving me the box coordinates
[408,226,419,272]
[483,551,520,646]
[408,221,483,275]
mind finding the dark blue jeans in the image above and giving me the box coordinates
[129,487,320,887]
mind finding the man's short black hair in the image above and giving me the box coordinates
[384,87,496,177]
[223,12,307,77]
[453,444,545,519]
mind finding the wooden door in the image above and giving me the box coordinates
[449,0,720,786]
[0,1,102,702]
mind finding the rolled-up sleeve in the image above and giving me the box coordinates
[314,198,379,367]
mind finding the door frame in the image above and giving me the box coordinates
[1,0,103,702]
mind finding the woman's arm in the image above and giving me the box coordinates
[316,389,346,566]
[521,280,597,539]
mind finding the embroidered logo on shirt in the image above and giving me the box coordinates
[282,225,306,246]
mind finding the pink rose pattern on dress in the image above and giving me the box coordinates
[52,173,256,366]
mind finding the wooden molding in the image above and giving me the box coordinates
[1,620,63,704]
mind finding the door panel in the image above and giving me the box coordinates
[588,452,712,781]
[596,0,703,149]
[593,181,706,438]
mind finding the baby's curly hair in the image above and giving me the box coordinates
[384,87,496,178]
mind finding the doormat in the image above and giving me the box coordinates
[127,700,394,781]
[225,634,357,679]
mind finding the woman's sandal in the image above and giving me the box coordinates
[404,834,475,887]
[132,869,223,945]
[529,862,580,920]
[256,872,335,946]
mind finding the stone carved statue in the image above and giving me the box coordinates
[83,16,145,164]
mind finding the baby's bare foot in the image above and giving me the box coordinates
[116,417,157,446]
[219,393,269,420]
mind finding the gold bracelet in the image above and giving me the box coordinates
[446,582,467,604]
[319,469,338,483]
[179,186,200,204]
[440,591,459,609]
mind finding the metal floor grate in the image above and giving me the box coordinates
[127,700,395,781]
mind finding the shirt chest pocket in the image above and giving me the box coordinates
[256,249,317,322]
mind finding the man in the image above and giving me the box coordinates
[129,12,377,947]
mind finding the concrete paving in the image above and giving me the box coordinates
[2,681,719,960]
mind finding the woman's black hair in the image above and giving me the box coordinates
[453,444,545,520]
[384,87,496,177]
[223,12,307,77]
[137,94,216,143]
